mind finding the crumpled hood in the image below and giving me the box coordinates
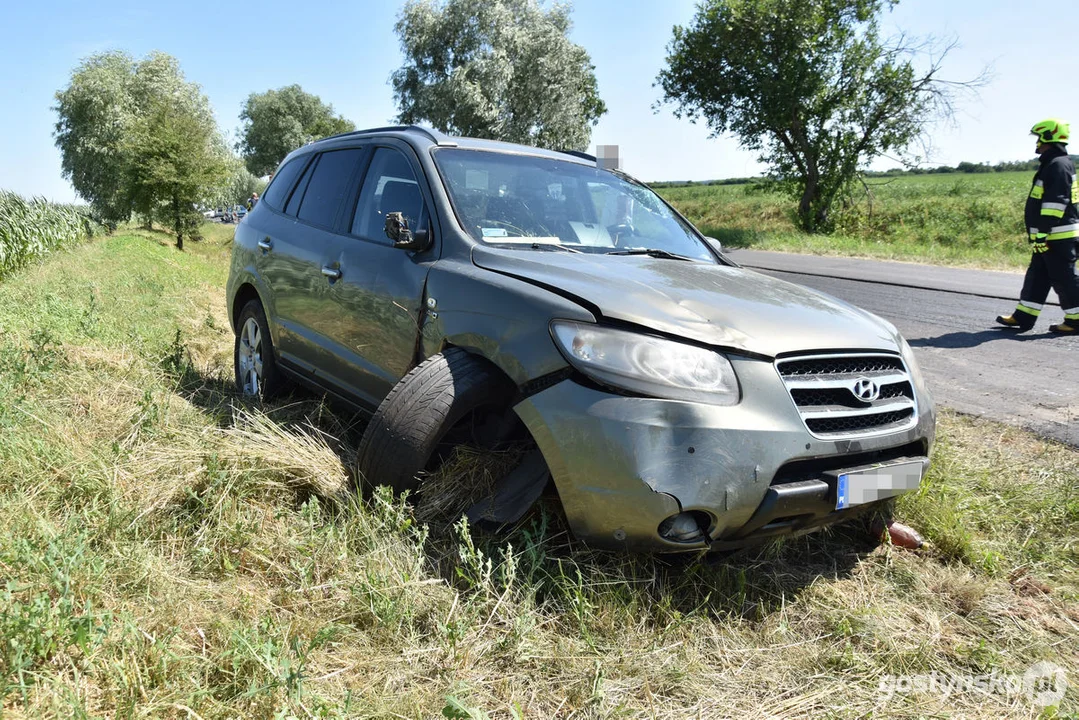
[472,246,899,357]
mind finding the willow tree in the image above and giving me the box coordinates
[54,51,228,245]
[392,0,606,151]
[657,0,971,232]
[237,85,355,176]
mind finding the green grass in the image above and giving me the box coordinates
[0,190,106,280]
[657,172,1036,270]
[0,224,1076,717]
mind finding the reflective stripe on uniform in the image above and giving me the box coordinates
[1066,312,1079,321]
[1046,222,1079,240]
[1016,304,1041,317]
[1041,202,1067,218]
[1064,306,1079,314]
[1031,185,1044,199]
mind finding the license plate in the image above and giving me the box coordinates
[833,458,927,510]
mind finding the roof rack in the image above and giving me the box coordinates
[559,149,597,162]
[318,125,453,146]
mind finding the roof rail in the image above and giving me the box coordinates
[318,125,453,145]
[560,149,597,163]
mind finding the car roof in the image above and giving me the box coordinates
[296,125,598,168]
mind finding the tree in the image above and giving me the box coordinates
[54,51,229,246]
[657,0,975,232]
[391,0,607,151]
[207,159,268,210]
[126,92,229,250]
[237,85,355,176]
[53,51,138,225]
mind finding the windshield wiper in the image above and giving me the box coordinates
[606,247,694,261]
[530,242,583,254]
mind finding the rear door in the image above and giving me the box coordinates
[314,142,438,408]
[256,147,366,375]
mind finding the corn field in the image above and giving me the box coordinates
[0,190,105,280]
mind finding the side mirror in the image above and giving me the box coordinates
[384,211,431,252]
[703,236,723,255]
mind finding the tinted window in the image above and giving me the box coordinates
[261,155,309,210]
[351,148,426,243]
[285,159,316,216]
[296,149,364,229]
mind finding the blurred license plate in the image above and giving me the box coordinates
[833,459,927,510]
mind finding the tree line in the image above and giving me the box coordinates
[54,0,990,244]
[53,54,356,250]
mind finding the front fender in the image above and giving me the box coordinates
[419,258,595,386]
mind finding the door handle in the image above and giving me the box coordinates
[257,238,272,251]
[321,265,342,280]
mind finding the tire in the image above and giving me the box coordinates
[234,300,285,399]
[356,348,517,496]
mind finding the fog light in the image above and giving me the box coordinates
[658,511,709,543]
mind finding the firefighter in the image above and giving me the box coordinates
[996,119,1079,333]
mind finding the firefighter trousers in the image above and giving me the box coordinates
[1020,239,1079,319]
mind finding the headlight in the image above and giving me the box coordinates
[551,320,740,405]
[897,334,928,394]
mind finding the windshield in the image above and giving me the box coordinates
[433,149,715,261]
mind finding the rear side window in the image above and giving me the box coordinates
[285,160,317,216]
[297,149,365,229]
[261,155,308,210]
[351,147,426,242]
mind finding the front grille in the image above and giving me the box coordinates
[776,352,917,439]
[780,356,904,377]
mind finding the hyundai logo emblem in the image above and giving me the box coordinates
[851,377,880,402]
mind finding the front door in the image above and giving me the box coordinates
[315,144,437,409]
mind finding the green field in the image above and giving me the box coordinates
[0,191,105,281]
[657,172,1036,270]
[0,225,1075,717]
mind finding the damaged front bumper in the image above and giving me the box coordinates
[513,358,935,552]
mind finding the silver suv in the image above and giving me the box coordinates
[226,126,935,551]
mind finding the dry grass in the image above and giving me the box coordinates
[0,225,1075,718]
[414,444,531,526]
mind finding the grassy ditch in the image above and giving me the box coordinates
[0,190,105,280]
[0,224,1075,717]
[657,172,1036,270]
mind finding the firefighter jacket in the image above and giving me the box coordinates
[1025,144,1079,241]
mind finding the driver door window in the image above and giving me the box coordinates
[351,148,426,243]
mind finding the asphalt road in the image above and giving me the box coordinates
[726,250,1079,446]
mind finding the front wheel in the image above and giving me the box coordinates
[355,348,517,498]
[234,300,285,399]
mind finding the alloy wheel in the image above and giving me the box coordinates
[237,317,264,396]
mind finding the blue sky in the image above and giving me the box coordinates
[1,0,1076,202]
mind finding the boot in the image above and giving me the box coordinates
[1048,320,1077,334]
[996,313,1035,331]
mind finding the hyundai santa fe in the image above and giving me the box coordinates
[226,125,935,551]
